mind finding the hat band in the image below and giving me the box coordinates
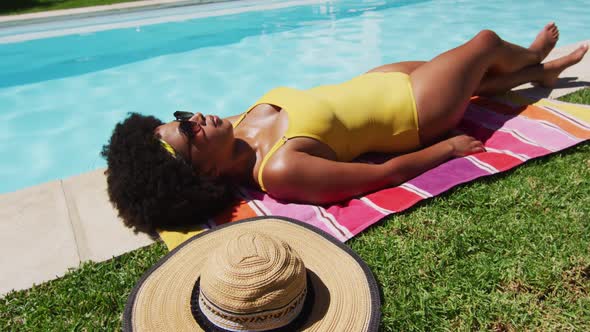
[159,139,177,157]
[199,286,307,331]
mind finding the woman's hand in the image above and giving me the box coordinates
[446,134,486,157]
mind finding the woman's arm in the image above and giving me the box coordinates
[384,134,484,184]
[264,135,484,204]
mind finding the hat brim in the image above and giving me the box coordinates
[123,216,381,331]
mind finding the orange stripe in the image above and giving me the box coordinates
[213,199,258,226]
[518,105,590,139]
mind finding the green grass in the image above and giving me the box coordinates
[350,141,590,330]
[0,0,141,15]
[1,89,589,331]
[0,243,168,331]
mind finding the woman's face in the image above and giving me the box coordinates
[154,113,234,176]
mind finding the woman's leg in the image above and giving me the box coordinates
[367,24,560,92]
[476,46,587,96]
[406,20,586,145]
[368,24,558,76]
[369,54,588,98]
[367,61,426,75]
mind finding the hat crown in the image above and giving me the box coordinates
[200,231,306,314]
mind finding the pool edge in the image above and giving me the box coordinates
[0,0,237,28]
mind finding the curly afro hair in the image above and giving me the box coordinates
[101,113,234,236]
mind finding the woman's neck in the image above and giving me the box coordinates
[222,105,283,185]
[222,137,257,185]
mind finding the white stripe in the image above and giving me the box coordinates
[359,197,395,215]
[236,187,270,216]
[400,183,432,198]
[248,200,270,216]
[312,207,350,241]
[503,128,556,152]
[464,155,498,174]
[249,197,272,215]
[484,147,529,161]
[317,206,354,239]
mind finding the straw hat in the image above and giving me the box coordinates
[123,216,381,331]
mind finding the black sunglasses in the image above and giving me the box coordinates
[174,111,194,121]
[173,111,197,165]
[174,111,196,137]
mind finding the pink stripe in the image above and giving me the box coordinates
[246,190,342,239]
[465,107,581,150]
[458,118,551,158]
[472,152,523,172]
[326,199,385,237]
[408,157,490,196]
[365,187,424,212]
[482,130,551,157]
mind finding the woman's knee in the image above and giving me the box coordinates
[472,29,502,50]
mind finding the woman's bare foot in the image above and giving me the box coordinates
[540,44,588,87]
[529,22,559,62]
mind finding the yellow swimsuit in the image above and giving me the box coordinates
[233,72,420,191]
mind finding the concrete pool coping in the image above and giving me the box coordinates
[0,0,330,43]
[0,0,235,26]
[0,40,589,296]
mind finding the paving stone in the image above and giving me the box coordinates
[61,169,153,263]
[0,0,234,26]
[0,181,79,295]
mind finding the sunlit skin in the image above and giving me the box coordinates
[156,24,587,204]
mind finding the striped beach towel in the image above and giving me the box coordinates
[159,93,590,249]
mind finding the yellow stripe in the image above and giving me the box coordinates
[159,139,177,157]
[496,92,590,123]
[158,226,208,250]
[533,99,590,123]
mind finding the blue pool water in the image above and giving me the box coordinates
[0,0,589,193]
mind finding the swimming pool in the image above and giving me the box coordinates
[0,0,589,193]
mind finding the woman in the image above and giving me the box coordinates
[102,24,587,235]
